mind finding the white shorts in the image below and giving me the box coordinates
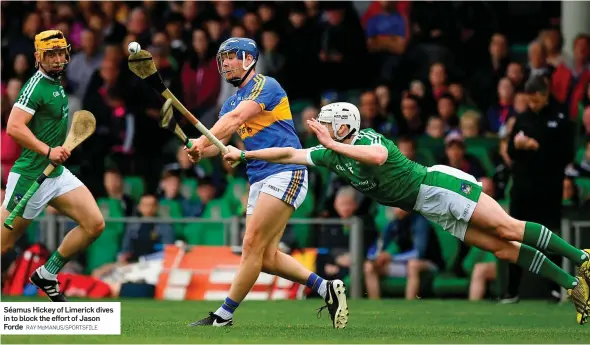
[246,169,308,215]
[2,168,83,219]
[413,165,483,241]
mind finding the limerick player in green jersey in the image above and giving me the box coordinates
[223,102,590,325]
[1,30,105,301]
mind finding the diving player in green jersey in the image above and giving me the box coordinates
[223,102,590,325]
[1,30,105,301]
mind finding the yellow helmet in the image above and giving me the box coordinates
[34,30,71,74]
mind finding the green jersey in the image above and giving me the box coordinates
[12,71,69,178]
[306,129,427,210]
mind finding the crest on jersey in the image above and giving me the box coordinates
[13,193,23,205]
[460,183,472,195]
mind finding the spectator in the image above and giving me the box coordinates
[158,169,191,216]
[7,12,40,65]
[514,91,529,114]
[365,1,407,84]
[526,40,552,79]
[364,207,444,300]
[562,176,579,207]
[185,177,219,218]
[375,84,391,116]
[126,7,151,47]
[164,12,189,64]
[299,105,320,147]
[104,86,135,175]
[439,133,486,180]
[66,29,104,101]
[437,93,459,133]
[568,34,590,119]
[283,3,321,100]
[460,111,481,138]
[469,33,510,113]
[448,82,480,118]
[118,194,175,264]
[428,62,448,103]
[486,77,516,134]
[103,169,135,217]
[359,90,398,137]
[316,187,377,281]
[506,62,526,92]
[258,27,286,83]
[11,54,33,82]
[318,2,367,91]
[5,79,22,105]
[242,12,261,41]
[566,139,590,178]
[182,28,221,128]
[425,116,445,139]
[541,28,565,68]
[398,94,424,137]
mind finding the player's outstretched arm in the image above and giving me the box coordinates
[223,145,310,166]
[308,119,388,166]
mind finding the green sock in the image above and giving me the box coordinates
[522,222,589,265]
[517,244,578,289]
[43,251,69,275]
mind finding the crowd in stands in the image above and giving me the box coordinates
[1,1,589,299]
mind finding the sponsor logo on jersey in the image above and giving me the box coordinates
[461,183,472,195]
[53,91,60,97]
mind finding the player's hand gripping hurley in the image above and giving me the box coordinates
[3,110,96,229]
[160,99,239,167]
[128,48,238,167]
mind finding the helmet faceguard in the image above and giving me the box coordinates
[34,30,71,79]
[216,38,259,87]
[317,102,361,141]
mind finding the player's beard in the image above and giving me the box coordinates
[40,62,66,78]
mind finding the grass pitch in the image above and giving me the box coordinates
[1,297,589,343]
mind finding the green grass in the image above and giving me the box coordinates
[1,297,589,343]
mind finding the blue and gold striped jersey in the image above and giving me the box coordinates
[220,74,305,184]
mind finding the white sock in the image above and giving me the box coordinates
[215,306,233,320]
[38,266,57,281]
[318,280,328,299]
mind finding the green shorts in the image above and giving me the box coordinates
[413,165,483,241]
[2,168,83,220]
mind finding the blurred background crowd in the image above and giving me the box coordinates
[1,1,590,300]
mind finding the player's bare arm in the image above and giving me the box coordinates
[186,100,261,162]
[308,118,387,166]
[7,107,70,163]
[223,145,310,165]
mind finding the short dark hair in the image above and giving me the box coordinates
[397,136,416,149]
[524,75,548,95]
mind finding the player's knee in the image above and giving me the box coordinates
[493,243,518,262]
[84,217,105,238]
[241,234,266,259]
[496,219,523,241]
[261,249,278,272]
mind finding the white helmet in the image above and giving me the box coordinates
[317,102,361,141]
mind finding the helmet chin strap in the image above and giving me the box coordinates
[227,51,256,87]
[228,66,254,87]
[333,124,356,142]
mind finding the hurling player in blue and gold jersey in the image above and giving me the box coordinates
[186,38,348,329]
